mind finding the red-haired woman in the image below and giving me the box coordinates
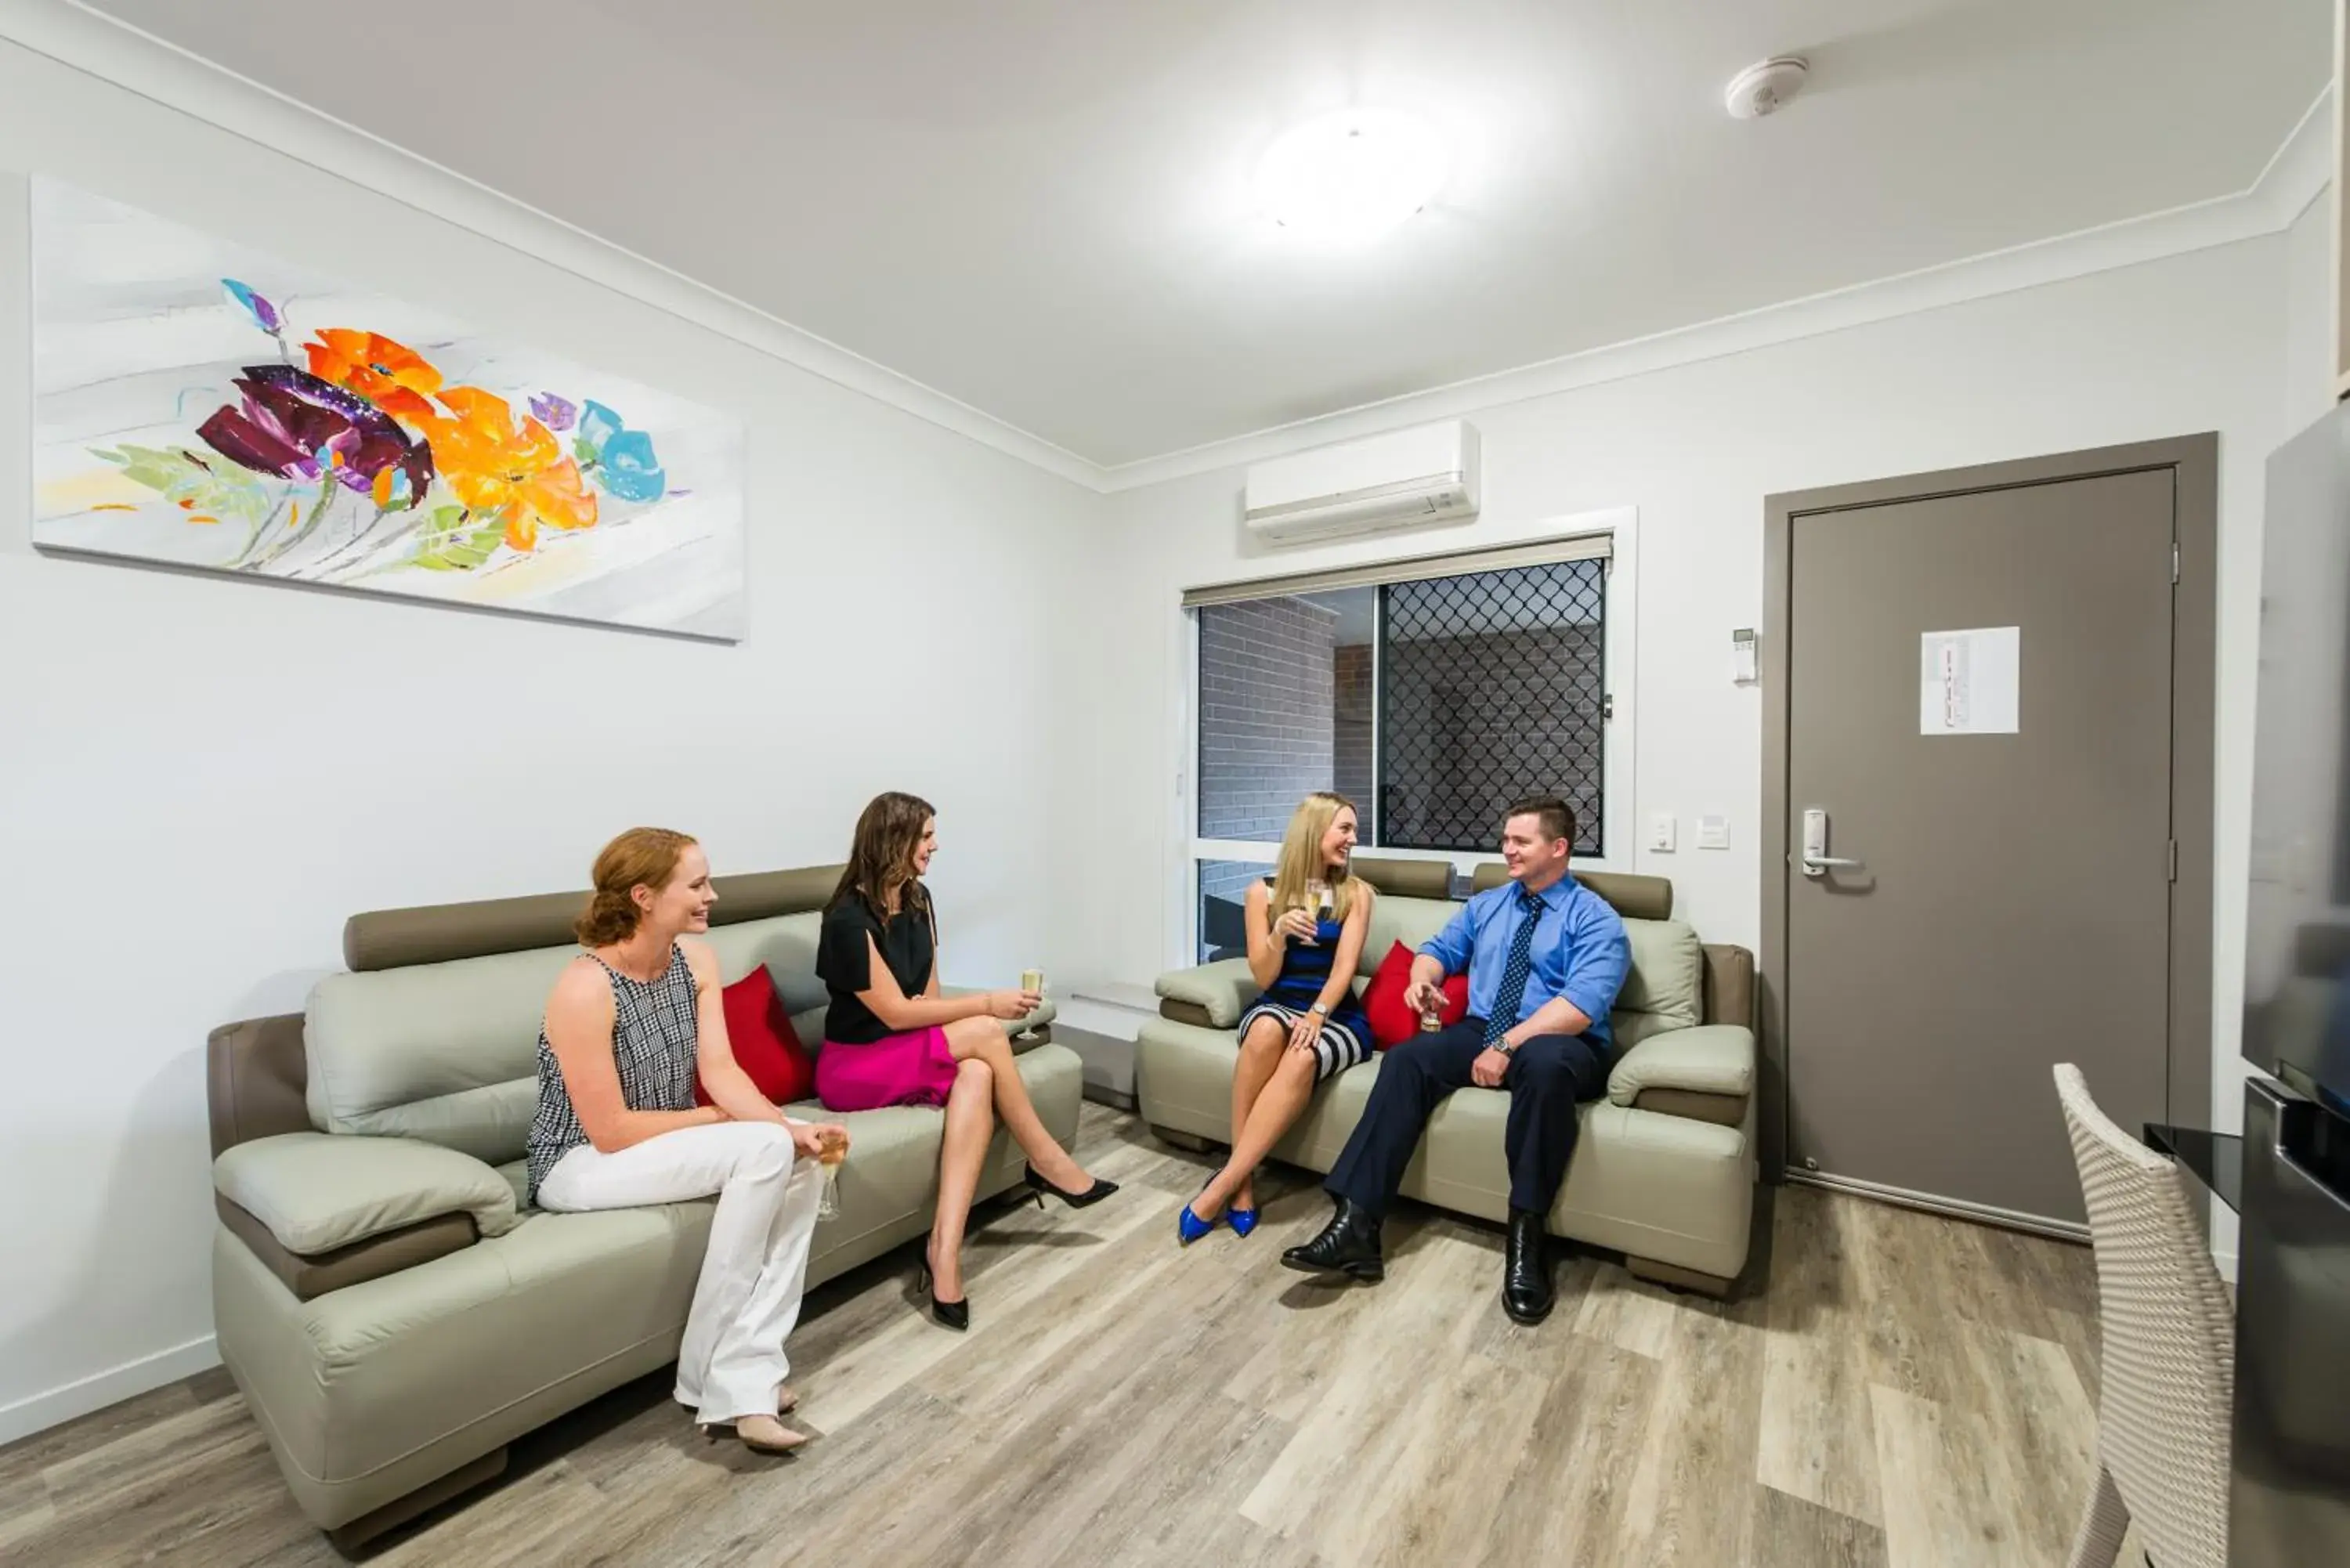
[528,827,848,1455]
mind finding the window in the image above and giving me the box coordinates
[1196,596,1341,847]
[1377,558,1605,854]
[1195,858,1267,964]
[1185,533,1614,959]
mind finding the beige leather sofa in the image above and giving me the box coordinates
[207,865,1076,1549]
[1136,861,1758,1294]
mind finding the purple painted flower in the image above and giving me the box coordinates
[530,392,577,432]
[197,364,434,508]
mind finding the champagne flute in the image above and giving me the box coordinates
[815,1126,848,1220]
[1302,880,1332,946]
[1016,969,1046,1037]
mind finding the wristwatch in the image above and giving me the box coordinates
[1310,1003,1329,1017]
[1495,1038,1520,1055]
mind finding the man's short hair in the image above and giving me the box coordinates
[1505,795,1577,847]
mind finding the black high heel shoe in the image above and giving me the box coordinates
[916,1262,969,1331]
[1024,1163,1119,1209]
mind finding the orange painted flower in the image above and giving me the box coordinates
[412,386,598,551]
[305,329,444,424]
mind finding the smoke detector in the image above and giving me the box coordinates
[1725,56,1809,120]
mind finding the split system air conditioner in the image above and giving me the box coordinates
[1242,421,1480,546]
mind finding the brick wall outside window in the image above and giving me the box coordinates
[1197,596,1336,918]
[1333,642,1374,811]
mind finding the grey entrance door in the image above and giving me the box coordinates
[1779,465,2181,1227]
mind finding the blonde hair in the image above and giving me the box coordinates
[1268,793,1360,926]
[576,827,698,946]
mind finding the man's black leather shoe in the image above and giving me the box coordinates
[1502,1208,1555,1324]
[1281,1198,1385,1281]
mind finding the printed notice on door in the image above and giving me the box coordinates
[1919,627,2019,735]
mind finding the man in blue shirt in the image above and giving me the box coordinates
[1283,796,1631,1324]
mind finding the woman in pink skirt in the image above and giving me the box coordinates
[815,792,1115,1331]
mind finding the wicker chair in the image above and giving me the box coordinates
[2052,1064,2235,1568]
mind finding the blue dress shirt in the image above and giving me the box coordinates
[1419,875,1631,1049]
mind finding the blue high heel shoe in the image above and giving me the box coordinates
[1227,1199,1260,1238]
[1177,1176,1221,1246]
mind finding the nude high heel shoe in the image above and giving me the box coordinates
[703,1413,808,1454]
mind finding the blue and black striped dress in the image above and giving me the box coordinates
[1237,901,1374,1082]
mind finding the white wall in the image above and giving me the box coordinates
[2285,186,2337,430]
[1061,233,2295,1152]
[0,39,1097,1441]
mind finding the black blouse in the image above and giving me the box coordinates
[816,893,937,1044]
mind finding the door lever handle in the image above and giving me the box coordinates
[1799,808,1863,879]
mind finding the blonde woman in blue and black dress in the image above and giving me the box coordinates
[1179,792,1376,1244]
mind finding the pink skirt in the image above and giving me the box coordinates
[816,1025,959,1111]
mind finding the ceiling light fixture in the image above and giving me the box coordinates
[1255,108,1448,241]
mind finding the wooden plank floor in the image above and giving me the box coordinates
[2,1104,2135,1567]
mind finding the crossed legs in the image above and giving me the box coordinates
[924,1016,1097,1301]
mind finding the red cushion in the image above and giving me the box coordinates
[696,963,815,1107]
[1360,940,1470,1049]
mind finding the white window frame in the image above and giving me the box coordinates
[1173,508,1639,969]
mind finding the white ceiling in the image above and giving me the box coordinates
[86,1,2331,469]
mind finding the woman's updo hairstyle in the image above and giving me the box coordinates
[576,827,698,946]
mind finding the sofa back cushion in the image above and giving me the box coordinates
[1354,890,1703,1048]
[703,912,828,1014]
[1617,917,1703,1044]
[305,910,827,1162]
[1361,894,1459,962]
[705,912,834,1053]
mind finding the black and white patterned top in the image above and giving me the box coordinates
[525,945,700,1203]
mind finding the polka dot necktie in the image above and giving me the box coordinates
[1482,888,1544,1048]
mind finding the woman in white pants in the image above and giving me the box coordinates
[526,826,849,1455]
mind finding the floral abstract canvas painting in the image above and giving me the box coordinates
[31,179,747,638]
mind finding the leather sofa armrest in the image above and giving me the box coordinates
[215,1195,477,1300]
[938,987,1056,1050]
[1154,959,1264,1030]
[208,1013,312,1158]
[1701,944,1756,1029]
[1607,1024,1755,1109]
[215,1132,521,1257]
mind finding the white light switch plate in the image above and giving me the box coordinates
[1647,811,1677,853]
[1697,815,1730,850]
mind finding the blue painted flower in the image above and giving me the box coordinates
[574,399,667,504]
[597,428,667,502]
[577,399,622,453]
[222,278,282,335]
